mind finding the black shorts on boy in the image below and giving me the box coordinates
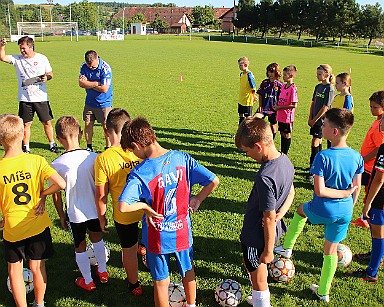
[69,218,101,248]
[4,227,54,263]
[114,221,139,248]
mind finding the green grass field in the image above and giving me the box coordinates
[0,35,384,306]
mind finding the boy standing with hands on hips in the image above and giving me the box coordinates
[118,117,219,307]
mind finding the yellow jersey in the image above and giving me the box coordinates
[239,70,256,107]
[0,154,56,242]
[94,146,143,224]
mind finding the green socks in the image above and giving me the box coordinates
[283,212,307,249]
[318,254,338,296]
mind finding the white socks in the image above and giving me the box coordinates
[252,289,270,307]
[93,240,107,272]
[75,251,92,284]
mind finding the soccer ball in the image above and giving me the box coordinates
[168,281,186,307]
[214,279,242,307]
[86,242,110,266]
[337,243,353,267]
[7,268,34,294]
[268,257,295,282]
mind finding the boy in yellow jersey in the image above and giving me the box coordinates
[238,57,257,126]
[0,114,65,307]
[94,108,143,295]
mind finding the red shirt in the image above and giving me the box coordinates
[361,119,384,173]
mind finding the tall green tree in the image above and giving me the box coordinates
[70,0,99,30]
[332,0,359,43]
[0,0,16,36]
[191,5,216,27]
[358,3,384,46]
[234,0,255,31]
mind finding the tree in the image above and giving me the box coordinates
[358,3,384,46]
[191,5,216,27]
[234,0,256,32]
[255,0,274,38]
[332,0,359,43]
[151,13,169,33]
[291,0,311,40]
[275,0,293,38]
[70,0,99,30]
[0,0,17,35]
[130,13,146,24]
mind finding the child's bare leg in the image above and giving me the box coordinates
[250,263,268,291]
[249,264,270,306]
[122,244,139,284]
[182,268,196,305]
[29,259,47,305]
[153,277,170,307]
[8,261,27,307]
[270,123,277,135]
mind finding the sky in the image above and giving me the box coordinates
[13,0,384,8]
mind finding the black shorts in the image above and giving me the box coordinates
[69,219,101,248]
[242,243,263,273]
[19,101,53,123]
[278,122,292,133]
[256,112,277,125]
[3,227,54,263]
[238,104,252,117]
[310,121,323,139]
[114,221,139,248]
[362,171,371,186]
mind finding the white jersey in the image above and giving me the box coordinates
[52,149,98,223]
[9,53,52,102]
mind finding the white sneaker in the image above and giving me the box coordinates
[273,245,292,258]
[310,284,330,303]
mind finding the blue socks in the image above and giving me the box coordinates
[367,238,384,277]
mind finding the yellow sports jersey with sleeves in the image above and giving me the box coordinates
[94,146,143,224]
[332,94,354,113]
[239,70,256,107]
[0,154,56,242]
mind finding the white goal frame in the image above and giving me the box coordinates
[17,22,79,41]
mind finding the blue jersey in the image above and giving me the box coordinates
[119,150,216,254]
[309,147,363,218]
[80,57,113,108]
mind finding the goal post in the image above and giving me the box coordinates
[16,22,79,41]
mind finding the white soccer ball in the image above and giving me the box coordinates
[214,279,242,307]
[337,243,353,267]
[168,281,186,307]
[268,257,295,282]
[7,268,34,294]
[86,242,110,266]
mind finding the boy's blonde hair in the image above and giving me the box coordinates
[235,117,273,148]
[238,56,249,65]
[55,116,81,139]
[0,114,24,145]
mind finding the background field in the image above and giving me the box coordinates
[0,35,383,306]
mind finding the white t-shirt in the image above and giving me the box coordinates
[52,149,98,223]
[9,53,52,102]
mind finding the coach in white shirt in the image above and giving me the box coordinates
[0,36,58,154]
